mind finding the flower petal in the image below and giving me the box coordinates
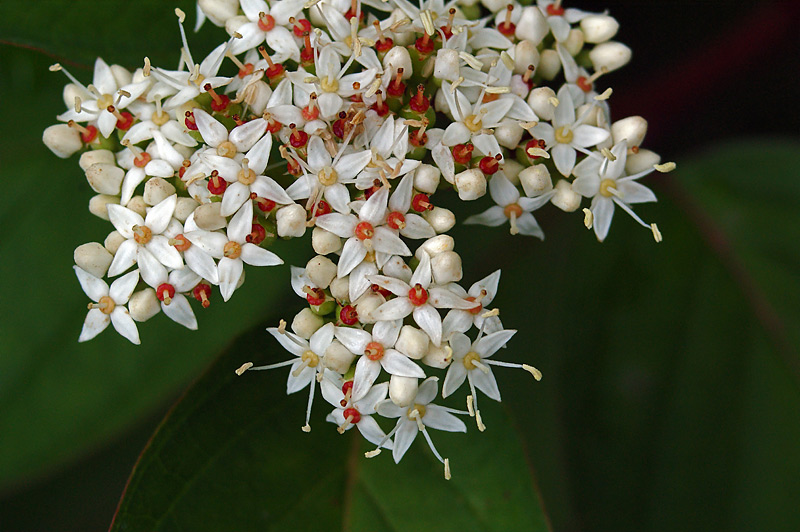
[110,307,141,344]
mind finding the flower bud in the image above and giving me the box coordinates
[481,0,507,12]
[312,227,342,255]
[626,149,661,175]
[576,103,604,127]
[193,203,227,230]
[519,164,553,197]
[538,49,562,80]
[389,375,419,407]
[528,86,557,121]
[515,7,549,45]
[423,206,456,233]
[291,307,324,339]
[129,288,161,322]
[79,149,116,170]
[580,14,619,43]
[110,64,132,88]
[276,204,307,238]
[174,197,199,222]
[306,255,337,289]
[454,168,487,201]
[324,339,356,374]
[387,10,414,46]
[382,256,413,283]
[126,196,147,218]
[143,177,177,206]
[551,179,581,212]
[240,80,271,115]
[224,15,248,36]
[383,46,412,79]
[42,124,82,158]
[563,29,585,56]
[88,194,119,220]
[74,242,113,278]
[104,230,125,254]
[415,235,455,260]
[355,292,385,324]
[199,0,240,26]
[434,48,461,82]
[589,41,632,73]
[494,121,524,149]
[329,276,350,303]
[514,40,540,74]
[395,325,430,360]
[413,164,440,194]
[502,159,524,185]
[611,116,648,147]
[85,163,124,195]
[431,250,462,284]
[423,344,452,369]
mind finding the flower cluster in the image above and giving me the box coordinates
[44,0,673,477]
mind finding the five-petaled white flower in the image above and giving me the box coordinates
[75,267,140,344]
[464,173,553,238]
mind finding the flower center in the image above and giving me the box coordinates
[320,76,339,93]
[599,178,617,198]
[463,114,483,132]
[408,283,428,306]
[223,240,242,259]
[258,12,275,32]
[386,211,406,230]
[170,234,192,252]
[151,110,170,126]
[318,166,338,186]
[554,126,574,144]
[365,341,384,361]
[407,403,427,420]
[463,351,482,370]
[156,283,176,305]
[343,407,361,424]
[96,93,114,111]
[355,221,375,241]
[132,224,152,245]
[238,167,257,185]
[503,203,523,218]
[97,295,116,315]
[465,296,483,315]
[217,140,237,158]
[301,349,320,368]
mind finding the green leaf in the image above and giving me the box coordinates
[109,326,551,532]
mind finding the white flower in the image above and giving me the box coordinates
[442,270,504,340]
[464,173,553,238]
[140,264,201,330]
[75,267,140,344]
[229,0,306,60]
[537,0,593,42]
[322,380,394,448]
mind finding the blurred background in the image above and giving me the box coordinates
[1,1,799,530]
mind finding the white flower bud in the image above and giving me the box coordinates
[510,75,531,98]
[481,0,507,12]
[324,339,356,374]
[395,325,430,360]
[528,86,557,121]
[538,49,562,80]
[515,7,549,45]
[494,121,524,149]
[276,204,307,238]
[224,15,248,36]
[551,179,581,212]
[193,202,227,230]
[85,163,124,195]
[611,116,648,147]
[329,276,350,303]
[104,230,125,254]
[514,40,540,74]
[519,164,553,197]
[303,119,327,136]
[434,48,461,82]
[42,124,82,158]
[389,375,419,407]
[355,292,385,324]
[129,288,161,322]
[198,0,240,26]
[383,46,412,79]
[423,206,456,233]
[79,149,116,170]
[110,64,132,87]
[126,196,147,218]
[454,168,487,201]
[382,256,413,283]
[502,159,524,185]
[387,10,414,46]
[563,29,585,56]
[423,344,452,369]
[577,103,603,127]
[240,80,271,115]
[306,255,337,289]
[74,242,113,278]
[431,250,462,284]
[143,177,176,206]
[589,41,632,73]
[414,164,440,194]
[88,194,119,220]
[291,307,324,339]
[174,197,199,222]
[416,235,455,259]
[626,149,661,175]
[580,14,619,44]
[312,226,342,255]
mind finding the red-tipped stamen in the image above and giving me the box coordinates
[204,83,230,111]
[415,32,435,55]
[192,283,212,308]
[107,105,133,130]
[498,4,516,36]
[207,170,227,195]
[67,120,98,143]
[257,11,275,32]
[374,21,394,52]
[258,46,285,79]
[302,93,320,121]
[387,68,406,98]
[288,123,308,148]
[372,90,390,116]
[156,283,176,305]
[410,84,430,113]
[441,8,456,39]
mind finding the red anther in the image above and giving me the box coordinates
[207,170,227,195]
[257,12,275,32]
[172,234,192,252]
[371,90,390,116]
[440,8,456,39]
[498,4,516,36]
[192,283,212,308]
[238,63,255,78]
[313,199,332,217]
[265,116,282,134]
[342,407,361,424]
[257,197,276,212]
[408,283,429,306]
[133,152,151,168]
[452,143,474,165]
[332,113,346,138]
[576,75,593,93]
[156,283,176,303]
[387,68,406,98]
[184,111,198,130]
[365,341,385,361]
[246,223,267,245]
[525,138,546,159]
[340,304,359,325]
[371,283,392,298]
[409,84,430,113]
[178,159,191,178]
[631,145,640,154]
[465,296,483,315]
[291,17,311,37]
[289,124,308,148]
[478,154,502,175]
[305,286,326,306]
[354,221,375,241]
[546,3,564,16]
[415,33,435,55]
[411,193,433,212]
[302,94,319,121]
[205,83,231,112]
[386,211,406,230]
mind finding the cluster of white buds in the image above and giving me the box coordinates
[44,0,673,477]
